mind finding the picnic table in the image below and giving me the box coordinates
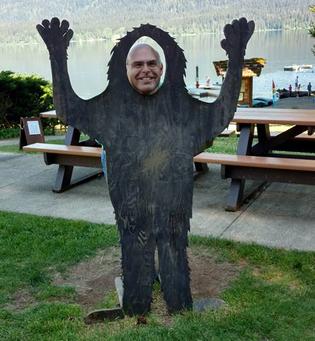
[24,110,103,192]
[195,107,315,210]
[25,108,315,206]
[24,110,209,192]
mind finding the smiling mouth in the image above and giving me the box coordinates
[138,76,156,81]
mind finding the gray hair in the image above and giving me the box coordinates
[126,43,162,65]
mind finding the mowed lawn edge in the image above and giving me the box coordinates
[0,211,314,340]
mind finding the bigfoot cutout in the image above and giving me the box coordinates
[37,18,254,316]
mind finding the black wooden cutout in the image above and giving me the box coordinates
[37,18,254,316]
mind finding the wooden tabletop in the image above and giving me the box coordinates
[233,107,315,125]
[40,110,57,118]
[23,143,102,157]
[42,108,315,125]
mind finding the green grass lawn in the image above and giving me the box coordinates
[206,136,238,154]
[0,211,314,340]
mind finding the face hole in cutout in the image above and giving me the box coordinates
[126,37,166,95]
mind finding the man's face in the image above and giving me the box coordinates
[126,46,163,95]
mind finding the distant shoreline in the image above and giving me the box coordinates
[0,27,310,48]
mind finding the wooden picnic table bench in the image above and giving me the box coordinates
[22,110,104,192]
[23,141,209,192]
[194,152,315,173]
[23,141,211,190]
[23,110,211,192]
[214,107,315,211]
[23,143,102,167]
[23,143,103,192]
[26,108,315,206]
[194,151,315,211]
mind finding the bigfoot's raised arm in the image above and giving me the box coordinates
[36,18,105,138]
[191,18,254,151]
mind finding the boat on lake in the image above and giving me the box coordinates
[198,83,222,90]
[283,64,313,72]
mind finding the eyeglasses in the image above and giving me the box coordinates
[128,60,160,69]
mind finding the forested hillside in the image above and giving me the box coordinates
[0,0,313,44]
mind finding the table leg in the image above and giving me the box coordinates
[225,175,246,211]
[194,140,213,175]
[255,124,271,154]
[194,162,208,173]
[225,124,254,211]
[52,126,80,192]
[53,166,74,193]
[64,126,81,145]
[252,124,307,154]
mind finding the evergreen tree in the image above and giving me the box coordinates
[0,0,313,44]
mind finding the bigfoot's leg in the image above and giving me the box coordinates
[117,215,156,316]
[157,213,192,313]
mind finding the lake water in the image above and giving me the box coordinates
[1,30,315,99]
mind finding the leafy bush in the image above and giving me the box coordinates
[0,127,20,139]
[0,70,53,129]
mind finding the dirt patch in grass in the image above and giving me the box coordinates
[7,245,241,317]
[53,245,241,312]
[5,289,37,311]
[189,246,241,299]
[53,246,121,309]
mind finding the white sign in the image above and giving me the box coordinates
[27,121,41,135]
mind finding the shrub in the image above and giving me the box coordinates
[0,127,21,139]
[0,70,54,129]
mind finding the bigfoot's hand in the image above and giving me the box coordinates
[36,17,73,57]
[221,18,255,66]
